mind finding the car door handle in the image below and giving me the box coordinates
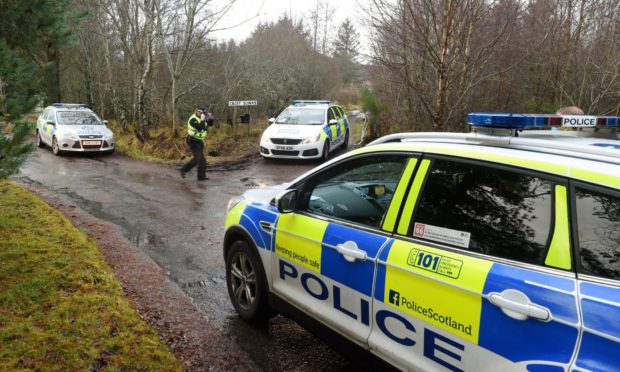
[489,290,550,321]
[335,241,367,262]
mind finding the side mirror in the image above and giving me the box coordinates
[103,120,109,126]
[329,119,338,125]
[275,189,297,214]
[268,118,276,124]
[46,120,55,126]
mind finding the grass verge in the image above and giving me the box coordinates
[113,124,264,164]
[0,180,183,371]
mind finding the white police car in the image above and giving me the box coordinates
[36,103,115,155]
[260,100,349,161]
[225,112,620,371]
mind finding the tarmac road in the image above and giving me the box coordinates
[15,122,362,371]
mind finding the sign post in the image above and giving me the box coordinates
[228,100,258,137]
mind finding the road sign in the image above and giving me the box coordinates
[228,100,257,107]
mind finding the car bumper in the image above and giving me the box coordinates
[58,138,115,152]
[260,141,324,159]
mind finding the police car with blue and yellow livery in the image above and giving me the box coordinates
[225,112,620,371]
[259,100,349,161]
[36,103,115,155]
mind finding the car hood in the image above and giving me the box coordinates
[263,124,323,140]
[59,124,113,137]
[242,183,289,206]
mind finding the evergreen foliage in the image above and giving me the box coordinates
[0,122,33,179]
[0,0,78,177]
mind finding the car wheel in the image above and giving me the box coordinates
[36,131,45,148]
[226,240,274,324]
[342,130,349,150]
[52,137,62,156]
[321,140,330,162]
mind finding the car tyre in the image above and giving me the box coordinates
[52,137,62,156]
[226,240,275,324]
[342,130,349,150]
[36,131,45,148]
[321,140,330,162]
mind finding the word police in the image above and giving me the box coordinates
[279,260,466,371]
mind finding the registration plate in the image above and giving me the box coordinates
[275,145,294,150]
[82,140,102,146]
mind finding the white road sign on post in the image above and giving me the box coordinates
[228,100,258,107]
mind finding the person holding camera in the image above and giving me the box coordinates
[180,107,213,181]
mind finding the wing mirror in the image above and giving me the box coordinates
[275,189,297,214]
[103,120,109,126]
[46,120,55,126]
[268,118,276,124]
[329,119,338,125]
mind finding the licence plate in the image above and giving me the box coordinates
[82,140,102,146]
[275,145,294,150]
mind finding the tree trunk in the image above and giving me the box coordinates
[434,0,455,130]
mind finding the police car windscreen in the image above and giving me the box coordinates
[57,111,101,125]
[275,108,324,125]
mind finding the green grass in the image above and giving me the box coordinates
[0,180,183,371]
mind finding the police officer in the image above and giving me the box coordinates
[180,107,213,180]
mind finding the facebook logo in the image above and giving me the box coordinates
[389,290,400,306]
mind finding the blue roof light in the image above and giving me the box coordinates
[468,112,620,129]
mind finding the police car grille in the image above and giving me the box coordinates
[271,138,302,145]
[79,135,103,139]
[271,150,300,156]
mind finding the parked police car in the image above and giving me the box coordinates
[260,100,349,161]
[36,103,115,155]
[225,112,620,371]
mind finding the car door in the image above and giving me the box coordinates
[571,183,620,371]
[272,153,412,346]
[369,156,579,371]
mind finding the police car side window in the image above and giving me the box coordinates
[299,155,409,228]
[327,108,333,122]
[575,187,620,280]
[412,159,554,265]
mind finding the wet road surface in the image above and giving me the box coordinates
[16,130,362,371]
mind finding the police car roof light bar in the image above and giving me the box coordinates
[292,100,330,105]
[468,112,620,130]
[52,103,90,109]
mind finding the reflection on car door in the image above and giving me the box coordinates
[271,154,411,346]
[571,184,620,371]
[370,156,580,371]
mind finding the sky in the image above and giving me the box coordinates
[210,0,371,55]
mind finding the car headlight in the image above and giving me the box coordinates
[261,132,271,144]
[62,131,80,141]
[301,133,321,144]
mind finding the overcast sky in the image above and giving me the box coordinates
[210,0,371,55]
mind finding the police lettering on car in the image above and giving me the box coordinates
[224,111,620,371]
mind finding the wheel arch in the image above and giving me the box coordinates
[223,225,261,262]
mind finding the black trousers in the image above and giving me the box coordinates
[181,136,206,178]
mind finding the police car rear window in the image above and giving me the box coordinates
[575,187,620,280]
[411,159,553,265]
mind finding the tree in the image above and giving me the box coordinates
[333,18,361,84]
[333,18,360,61]
[0,0,77,177]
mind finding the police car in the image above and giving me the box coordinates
[260,100,349,161]
[225,112,620,371]
[36,103,115,155]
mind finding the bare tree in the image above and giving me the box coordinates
[152,0,236,137]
